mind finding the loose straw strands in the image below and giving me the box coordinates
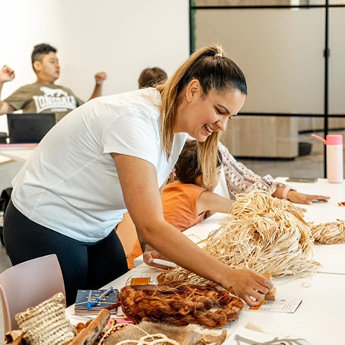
[311,219,345,244]
[162,191,321,285]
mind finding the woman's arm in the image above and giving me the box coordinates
[272,186,329,204]
[112,153,272,306]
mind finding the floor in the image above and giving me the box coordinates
[0,130,343,340]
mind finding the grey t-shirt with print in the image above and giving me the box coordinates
[4,82,84,122]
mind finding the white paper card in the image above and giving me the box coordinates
[244,299,302,313]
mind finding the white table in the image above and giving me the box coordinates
[227,273,345,345]
[276,177,345,224]
[0,146,36,162]
[65,179,345,344]
[134,178,345,268]
[0,145,36,191]
[276,177,345,275]
[0,156,11,165]
[66,272,345,344]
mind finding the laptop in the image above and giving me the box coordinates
[7,113,56,144]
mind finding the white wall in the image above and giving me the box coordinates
[0,0,189,185]
[195,9,325,114]
[0,0,189,112]
[195,7,345,115]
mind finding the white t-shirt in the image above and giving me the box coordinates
[11,88,188,242]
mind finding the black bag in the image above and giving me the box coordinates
[0,187,13,246]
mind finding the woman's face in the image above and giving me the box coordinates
[174,80,246,142]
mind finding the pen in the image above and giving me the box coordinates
[87,286,114,309]
[86,290,93,310]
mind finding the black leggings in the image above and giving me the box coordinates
[4,200,128,306]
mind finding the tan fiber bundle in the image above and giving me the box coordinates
[103,321,227,345]
[120,284,244,328]
[311,219,345,244]
[15,292,76,345]
[161,191,320,285]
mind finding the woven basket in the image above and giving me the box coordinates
[15,292,76,345]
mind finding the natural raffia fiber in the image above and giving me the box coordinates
[161,191,322,285]
[103,321,227,345]
[120,285,243,328]
[15,293,76,345]
[311,219,345,244]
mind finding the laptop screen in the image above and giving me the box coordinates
[7,113,56,144]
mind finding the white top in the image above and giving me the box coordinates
[11,88,188,242]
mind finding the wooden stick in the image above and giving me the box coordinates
[71,309,110,345]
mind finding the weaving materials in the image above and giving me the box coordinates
[120,285,243,328]
[116,333,180,345]
[15,292,76,345]
[311,219,345,244]
[103,321,227,345]
[161,191,321,285]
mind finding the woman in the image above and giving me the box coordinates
[138,67,329,205]
[4,45,272,306]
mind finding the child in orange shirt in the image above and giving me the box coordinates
[162,140,234,231]
[127,140,234,268]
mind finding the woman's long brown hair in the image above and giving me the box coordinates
[157,45,247,190]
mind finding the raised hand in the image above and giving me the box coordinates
[0,65,15,84]
[94,72,107,85]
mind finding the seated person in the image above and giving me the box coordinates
[0,43,107,122]
[138,67,167,89]
[162,141,233,231]
[127,140,234,268]
[218,141,328,204]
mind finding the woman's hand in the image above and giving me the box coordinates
[143,246,173,270]
[144,247,272,306]
[287,191,330,205]
[221,268,273,307]
[113,154,273,308]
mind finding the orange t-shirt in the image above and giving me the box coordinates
[127,181,206,268]
[162,181,206,231]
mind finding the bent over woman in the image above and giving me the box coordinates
[4,45,272,306]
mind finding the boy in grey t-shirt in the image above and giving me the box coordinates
[0,43,107,121]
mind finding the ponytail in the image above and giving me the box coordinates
[157,44,247,190]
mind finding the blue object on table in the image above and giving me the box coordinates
[86,289,93,310]
[87,286,114,309]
